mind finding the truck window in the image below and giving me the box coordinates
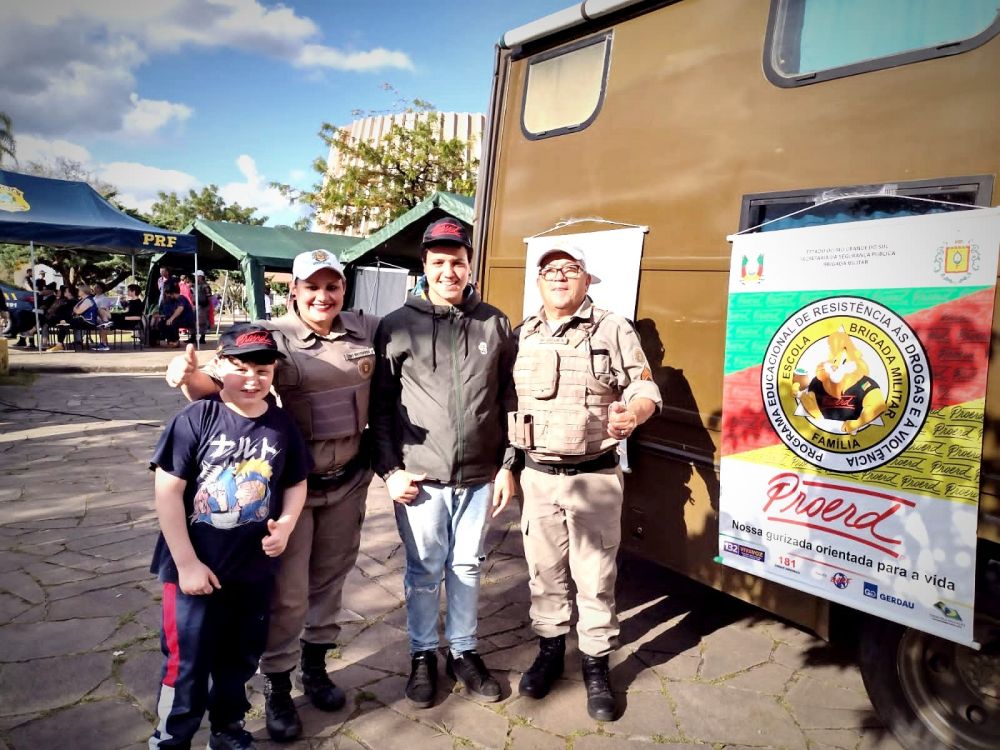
[522,33,611,139]
[740,176,994,233]
[765,0,1000,86]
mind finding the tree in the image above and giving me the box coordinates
[148,185,267,232]
[275,98,478,235]
[0,112,14,166]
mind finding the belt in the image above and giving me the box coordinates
[307,451,369,491]
[524,451,618,476]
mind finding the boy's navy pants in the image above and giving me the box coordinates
[148,579,271,748]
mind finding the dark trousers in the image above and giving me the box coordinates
[149,579,272,748]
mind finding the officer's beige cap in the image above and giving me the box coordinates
[537,244,601,284]
[293,249,345,281]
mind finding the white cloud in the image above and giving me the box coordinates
[221,154,307,227]
[15,134,93,166]
[121,94,193,138]
[1,1,413,140]
[98,161,200,213]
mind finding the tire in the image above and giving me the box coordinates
[859,614,1000,750]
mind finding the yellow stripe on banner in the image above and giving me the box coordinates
[726,399,984,506]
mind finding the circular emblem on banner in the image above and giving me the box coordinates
[760,296,931,472]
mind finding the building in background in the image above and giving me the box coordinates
[319,111,484,237]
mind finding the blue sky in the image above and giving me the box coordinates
[1,0,569,225]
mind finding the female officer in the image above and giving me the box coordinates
[165,249,377,741]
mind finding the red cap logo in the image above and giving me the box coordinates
[235,331,276,349]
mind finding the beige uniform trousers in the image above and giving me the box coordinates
[259,474,368,673]
[520,465,623,658]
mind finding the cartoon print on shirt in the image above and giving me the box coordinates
[191,433,279,530]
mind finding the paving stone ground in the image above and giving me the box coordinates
[0,370,907,749]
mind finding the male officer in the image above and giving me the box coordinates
[510,244,661,721]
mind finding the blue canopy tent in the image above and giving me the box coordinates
[0,169,197,350]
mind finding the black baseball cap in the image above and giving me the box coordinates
[421,217,472,249]
[218,324,286,362]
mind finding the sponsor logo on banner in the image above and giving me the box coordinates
[0,184,30,212]
[723,541,766,563]
[864,582,878,599]
[830,572,851,589]
[740,254,764,285]
[760,296,931,472]
[879,592,915,610]
[929,601,964,629]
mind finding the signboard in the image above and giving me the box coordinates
[720,208,1000,646]
[523,227,646,320]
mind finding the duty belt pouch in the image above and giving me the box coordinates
[543,406,590,455]
[508,412,535,450]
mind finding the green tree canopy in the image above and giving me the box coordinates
[147,185,267,232]
[276,99,478,235]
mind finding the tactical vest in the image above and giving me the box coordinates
[509,309,618,458]
[267,312,375,442]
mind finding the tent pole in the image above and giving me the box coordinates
[30,242,42,352]
[193,252,200,351]
[217,271,230,335]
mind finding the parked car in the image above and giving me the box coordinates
[1,281,34,336]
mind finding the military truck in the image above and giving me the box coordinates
[473,2,1000,748]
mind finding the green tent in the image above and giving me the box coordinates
[156,220,359,321]
[340,191,474,267]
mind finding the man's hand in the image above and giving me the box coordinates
[386,469,426,504]
[166,344,198,388]
[491,468,516,518]
[607,400,637,440]
[176,559,221,596]
[262,518,292,557]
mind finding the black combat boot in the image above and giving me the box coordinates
[446,650,501,702]
[300,640,346,711]
[518,635,565,699]
[405,650,438,708]
[262,670,302,742]
[208,721,255,749]
[581,654,616,721]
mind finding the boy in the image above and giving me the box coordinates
[149,325,311,750]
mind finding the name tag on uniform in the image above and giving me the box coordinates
[345,347,375,361]
[535,336,568,345]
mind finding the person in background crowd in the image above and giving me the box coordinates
[164,248,378,742]
[73,283,111,352]
[510,244,661,721]
[156,282,196,348]
[195,270,212,344]
[158,266,176,306]
[371,218,515,709]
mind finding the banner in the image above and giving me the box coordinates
[720,208,1000,646]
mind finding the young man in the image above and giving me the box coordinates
[149,325,310,749]
[157,282,196,347]
[371,217,516,708]
[510,245,661,721]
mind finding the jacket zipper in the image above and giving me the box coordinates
[450,309,465,484]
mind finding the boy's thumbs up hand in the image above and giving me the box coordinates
[262,518,288,557]
[166,344,199,388]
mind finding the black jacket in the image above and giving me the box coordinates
[371,286,514,486]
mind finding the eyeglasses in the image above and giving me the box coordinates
[539,264,584,281]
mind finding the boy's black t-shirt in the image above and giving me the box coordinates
[124,298,145,317]
[150,396,311,585]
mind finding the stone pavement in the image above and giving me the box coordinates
[0,371,906,750]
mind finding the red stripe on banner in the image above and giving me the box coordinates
[721,364,776,456]
[722,287,997,457]
[904,287,996,410]
[162,583,180,687]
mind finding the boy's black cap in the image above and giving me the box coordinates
[421,217,472,249]
[218,324,286,361]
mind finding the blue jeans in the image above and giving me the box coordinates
[393,481,490,655]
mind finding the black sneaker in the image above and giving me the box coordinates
[208,721,255,749]
[446,650,501,702]
[405,650,438,708]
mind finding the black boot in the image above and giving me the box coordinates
[518,635,565,699]
[581,654,616,721]
[446,650,501,702]
[405,650,438,708]
[263,671,302,742]
[300,640,346,712]
[208,721,255,749]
